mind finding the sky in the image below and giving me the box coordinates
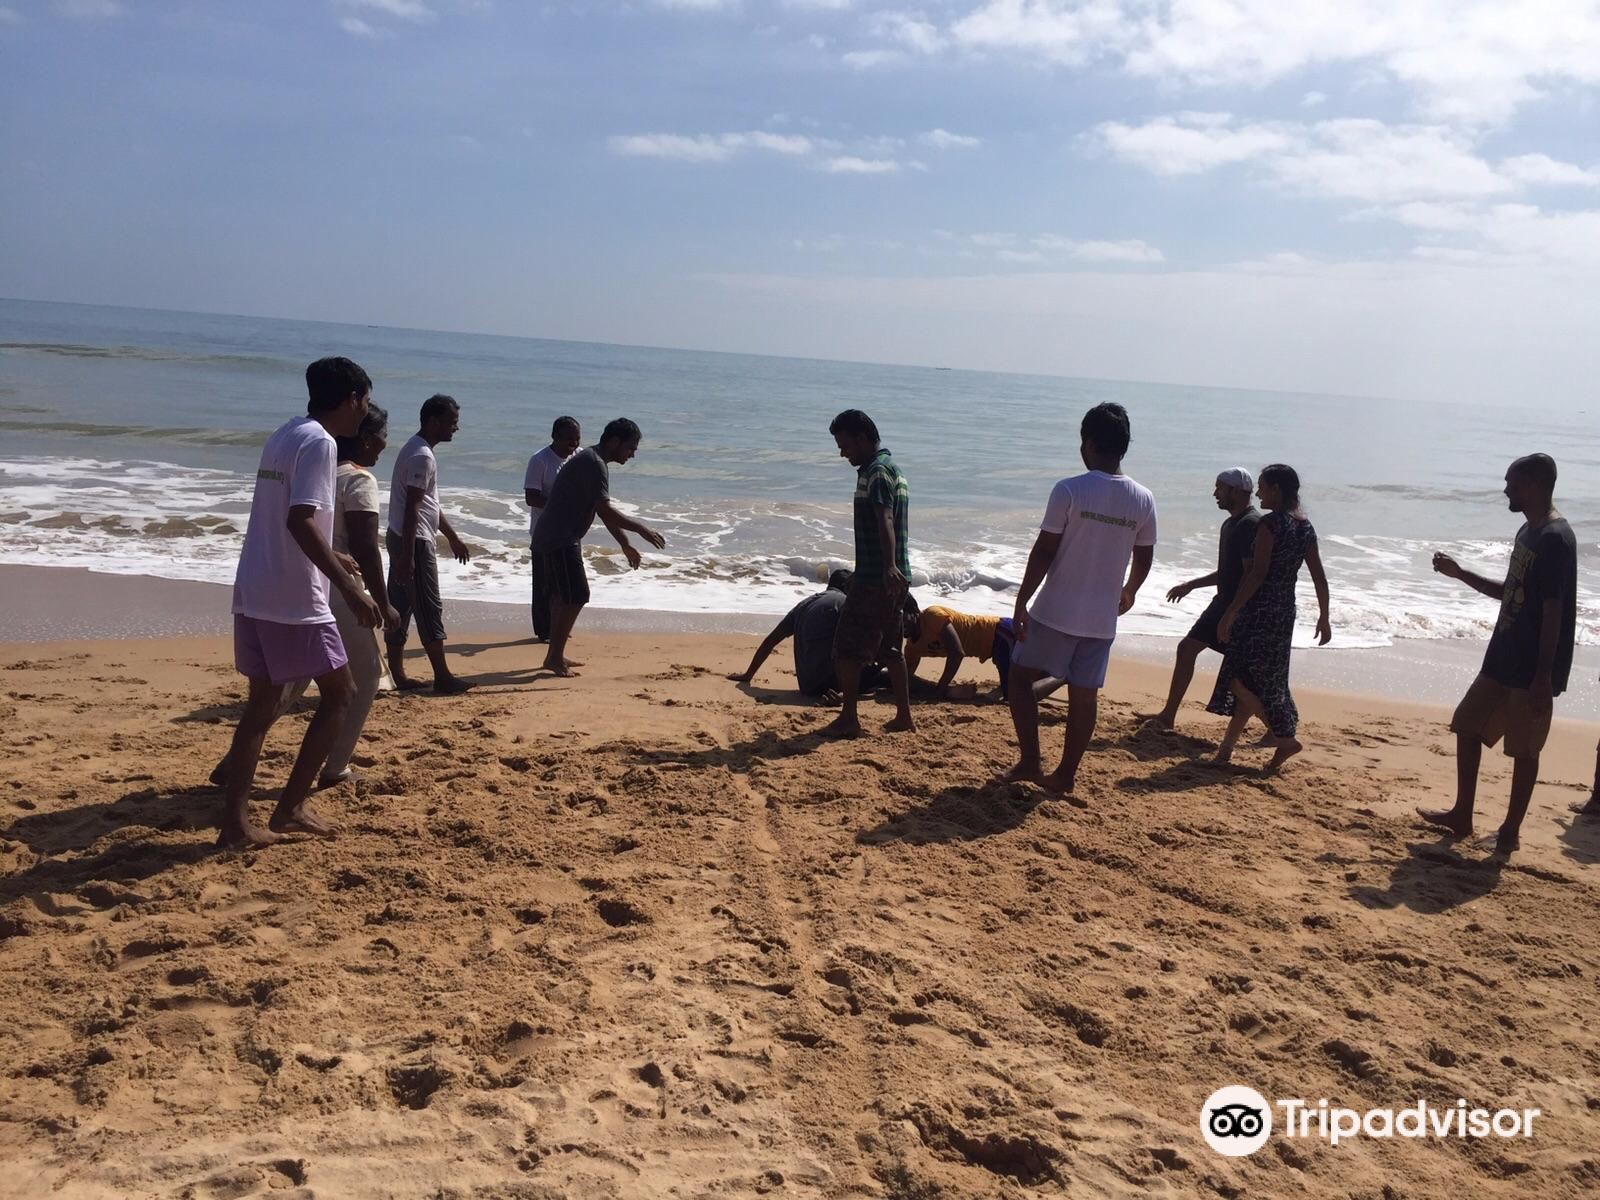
[2,1,1598,405]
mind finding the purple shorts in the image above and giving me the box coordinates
[234,614,348,686]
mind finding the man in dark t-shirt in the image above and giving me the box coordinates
[1420,453,1578,859]
[530,418,665,676]
[729,571,880,698]
[1141,468,1261,730]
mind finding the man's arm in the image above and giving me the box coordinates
[1012,529,1063,641]
[287,505,380,628]
[397,486,423,573]
[525,489,547,510]
[874,504,906,587]
[1531,596,1563,713]
[345,509,398,631]
[437,513,470,564]
[1119,544,1154,614]
[934,620,966,697]
[597,497,665,567]
[1432,552,1505,600]
[729,612,796,682]
[1167,570,1219,602]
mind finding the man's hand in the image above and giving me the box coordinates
[1530,675,1554,716]
[382,603,401,634]
[1315,614,1332,645]
[1012,607,1030,642]
[1118,584,1138,615]
[887,564,908,590]
[820,687,842,705]
[333,550,361,579]
[447,532,471,565]
[622,542,642,569]
[1166,581,1192,603]
[1432,551,1462,579]
[1217,610,1236,644]
[640,526,666,551]
[346,587,382,629]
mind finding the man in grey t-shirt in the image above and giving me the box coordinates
[729,571,854,698]
[530,418,665,676]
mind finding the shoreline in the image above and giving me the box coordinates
[6,562,1599,716]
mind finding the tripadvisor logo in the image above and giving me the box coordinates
[1200,1086,1541,1156]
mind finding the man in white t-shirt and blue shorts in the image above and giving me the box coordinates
[1004,402,1157,794]
[222,357,383,848]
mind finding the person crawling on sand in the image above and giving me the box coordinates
[730,570,890,701]
[821,409,914,739]
[1003,403,1155,793]
[1420,454,1578,860]
[218,356,381,849]
[530,418,665,677]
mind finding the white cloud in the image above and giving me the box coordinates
[54,0,124,17]
[1095,113,1294,175]
[608,130,821,163]
[871,10,944,54]
[338,0,433,20]
[822,156,901,174]
[1302,91,1328,107]
[340,16,382,36]
[1037,235,1166,263]
[1500,153,1600,187]
[1096,114,1521,204]
[653,0,738,10]
[998,249,1046,263]
[925,1,1600,125]
[920,128,981,149]
[842,48,907,68]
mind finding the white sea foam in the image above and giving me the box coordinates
[3,455,1598,652]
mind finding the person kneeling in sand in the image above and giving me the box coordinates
[1003,403,1156,793]
[530,418,665,676]
[730,570,889,701]
[219,357,381,848]
[1419,454,1578,860]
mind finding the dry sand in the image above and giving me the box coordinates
[2,629,1599,1199]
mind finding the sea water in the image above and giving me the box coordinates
[3,298,1597,654]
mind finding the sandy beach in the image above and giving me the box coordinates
[2,570,1599,1198]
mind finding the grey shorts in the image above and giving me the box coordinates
[385,531,446,647]
[1011,619,1114,689]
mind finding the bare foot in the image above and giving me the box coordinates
[1263,738,1303,773]
[1253,731,1278,747]
[561,658,585,669]
[393,676,428,691]
[208,758,230,788]
[1569,796,1600,817]
[1136,712,1174,730]
[819,715,862,739]
[1039,769,1076,795]
[216,822,278,850]
[1206,751,1234,767]
[542,659,580,678]
[268,806,336,837]
[1491,830,1519,861]
[1417,806,1472,838]
[316,768,355,790]
[1000,761,1043,784]
[433,677,473,696]
[884,715,917,733]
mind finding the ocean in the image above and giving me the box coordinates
[3,297,1598,658]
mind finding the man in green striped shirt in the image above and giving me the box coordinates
[823,409,915,739]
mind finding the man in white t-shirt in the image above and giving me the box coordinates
[385,393,472,694]
[1004,402,1157,794]
[221,356,382,849]
[524,415,581,642]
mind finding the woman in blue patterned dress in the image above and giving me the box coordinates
[1207,464,1332,771]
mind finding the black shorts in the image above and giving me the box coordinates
[1187,598,1227,653]
[532,544,590,607]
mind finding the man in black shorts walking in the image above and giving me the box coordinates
[530,418,665,676]
[1141,468,1259,730]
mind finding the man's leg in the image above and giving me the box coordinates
[211,681,300,787]
[269,664,354,836]
[219,677,287,848]
[1210,681,1262,765]
[823,655,865,738]
[1418,733,1481,837]
[1142,638,1205,729]
[412,541,468,694]
[1496,753,1539,857]
[385,530,421,688]
[1569,738,1600,817]
[531,560,552,643]
[1042,685,1098,793]
[883,652,915,733]
[1003,665,1048,781]
[543,598,585,676]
